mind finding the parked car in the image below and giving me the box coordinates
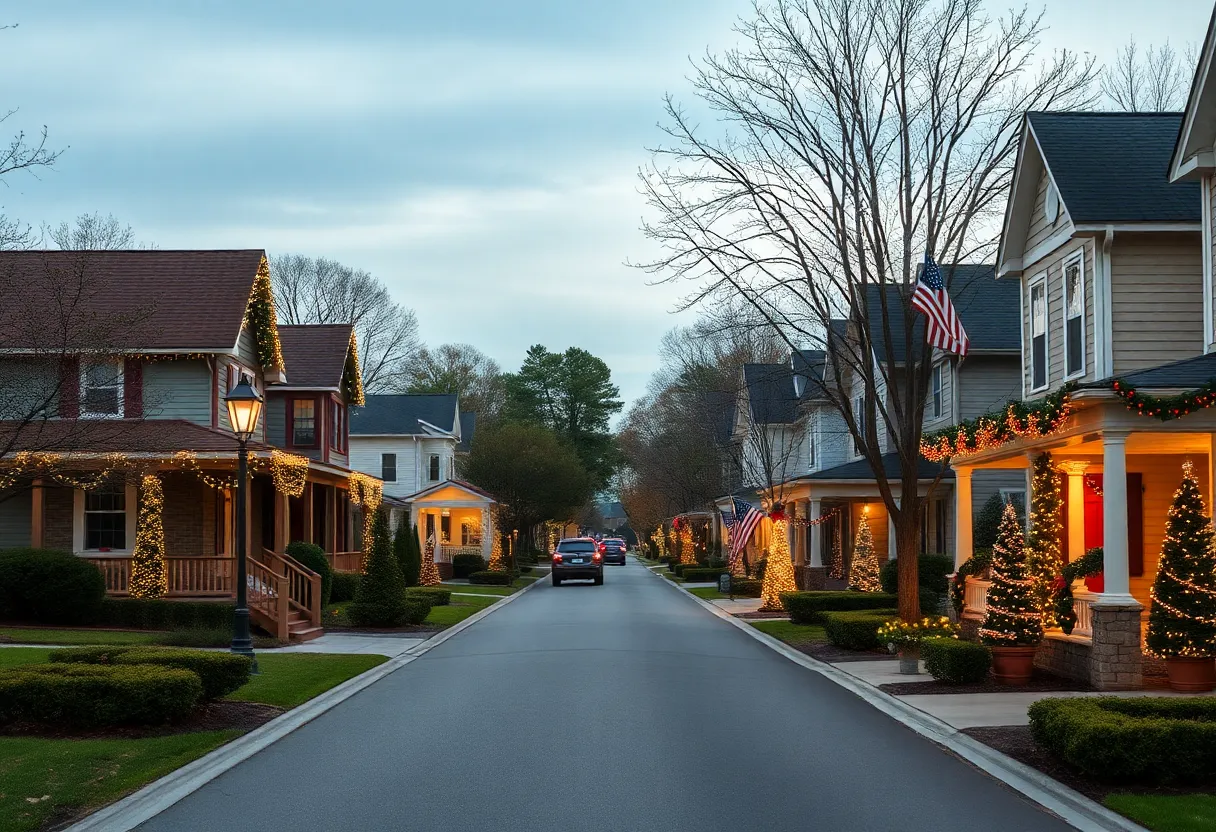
[552,538,603,586]
[598,538,627,565]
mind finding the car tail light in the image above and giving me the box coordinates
[593,552,603,561]
[598,543,607,553]
[552,553,562,563]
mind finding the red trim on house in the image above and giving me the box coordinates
[123,359,144,419]
[285,395,322,450]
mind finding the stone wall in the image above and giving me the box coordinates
[1035,634,1092,684]
[1089,603,1144,690]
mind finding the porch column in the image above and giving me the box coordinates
[481,507,492,562]
[272,490,290,554]
[301,482,314,545]
[1059,461,1089,564]
[1099,431,1137,605]
[888,499,898,560]
[808,499,823,568]
[30,478,44,549]
[323,487,336,554]
[1091,431,1143,690]
[952,467,972,569]
[792,502,806,567]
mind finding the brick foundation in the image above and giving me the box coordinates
[161,474,205,557]
[1035,634,1092,684]
[796,566,826,590]
[1089,603,1143,690]
[43,487,73,551]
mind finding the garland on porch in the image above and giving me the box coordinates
[128,474,168,599]
[269,450,309,498]
[1111,378,1216,422]
[789,506,842,527]
[920,384,1074,462]
[1052,547,1104,635]
[243,257,284,372]
[950,548,993,618]
[343,329,366,406]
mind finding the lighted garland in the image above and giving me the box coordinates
[921,384,1074,462]
[678,523,696,565]
[343,329,366,406]
[348,472,383,561]
[1112,378,1216,422]
[269,450,309,497]
[128,474,168,599]
[243,256,285,372]
[759,505,797,611]
[791,506,841,527]
[1025,453,1063,627]
[488,507,505,571]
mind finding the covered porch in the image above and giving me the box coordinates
[407,479,497,578]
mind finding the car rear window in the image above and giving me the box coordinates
[557,541,596,553]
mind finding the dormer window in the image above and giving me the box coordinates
[80,359,124,418]
[1063,251,1085,379]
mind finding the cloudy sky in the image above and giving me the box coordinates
[1,0,1213,407]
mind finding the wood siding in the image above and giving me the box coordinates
[142,359,212,424]
[958,356,1021,420]
[1110,233,1204,373]
[1026,166,1067,252]
[1210,174,1216,347]
[0,489,31,548]
[1021,238,1095,395]
[971,470,1027,519]
[922,359,955,433]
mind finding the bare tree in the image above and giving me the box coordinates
[638,0,1096,621]
[271,254,421,393]
[405,343,505,420]
[44,212,148,250]
[1101,38,1196,112]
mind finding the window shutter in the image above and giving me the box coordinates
[124,359,143,418]
[59,356,80,418]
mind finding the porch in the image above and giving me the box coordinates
[407,479,497,578]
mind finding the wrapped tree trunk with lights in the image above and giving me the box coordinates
[980,503,1043,684]
[678,520,697,565]
[128,474,168,599]
[759,505,797,610]
[848,512,881,593]
[419,534,442,587]
[1147,461,1216,691]
[1026,453,1064,626]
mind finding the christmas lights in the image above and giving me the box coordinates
[1026,453,1063,627]
[269,450,309,497]
[488,507,505,571]
[921,385,1074,461]
[979,503,1043,646]
[243,256,285,372]
[128,474,168,599]
[1112,378,1216,421]
[759,505,797,610]
[343,329,366,406]
[678,523,697,565]
[848,511,881,592]
[418,535,442,586]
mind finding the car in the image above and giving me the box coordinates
[598,538,627,565]
[551,538,603,586]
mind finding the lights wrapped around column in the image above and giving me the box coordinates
[759,504,797,611]
[1025,453,1063,627]
[650,525,667,560]
[487,507,505,571]
[677,518,697,565]
[129,474,168,599]
[418,533,442,587]
[848,510,881,592]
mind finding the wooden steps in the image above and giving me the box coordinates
[286,609,324,642]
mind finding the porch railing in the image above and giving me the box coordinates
[327,550,363,573]
[963,577,991,619]
[247,555,290,640]
[264,548,322,630]
[1067,589,1096,639]
[439,545,481,563]
[82,556,234,598]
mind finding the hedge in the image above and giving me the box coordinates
[780,591,899,625]
[452,553,488,579]
[682,567,728,582]
[98,598,234,631]
[0,662,202,727]
[286,541,333,606]
[879,554,954,614]
[724,577,762,597]
[51,646,252,700]
[403,596,434,625]
[407,587,452,606]
[1028,696,1216,784]
[822,610,898,651]
[330,572,360,604]
[469,571,511,586]
[922,638,991,684]
[0,547,105,625]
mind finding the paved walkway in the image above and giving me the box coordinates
[272,633,427,656]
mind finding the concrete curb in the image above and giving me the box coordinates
[651,569,1147,832]
[65,575,548,832]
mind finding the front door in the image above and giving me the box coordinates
[1064,472,1144,576]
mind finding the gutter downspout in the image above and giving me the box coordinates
[1203,175,1214,353]
[1097,227,1115,378]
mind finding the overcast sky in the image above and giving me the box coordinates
[1,0,1213,407]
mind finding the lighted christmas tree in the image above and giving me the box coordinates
[678,522,697,565]
[1026,453,1063,626]
[128,474,168,599]
[487,508,505,571]
[848,511,881,592]
[651,525,667,560]
[980,502,1043,646]
[418,533,442,587]
[759,505,797,610]
[1147,460,1216,658]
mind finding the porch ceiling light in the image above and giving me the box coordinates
[441,508,451,517]
[225,372,264,441]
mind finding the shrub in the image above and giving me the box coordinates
[879,554,954,614]
[0,547,105,625]
[707,558,726,569]
[286,541,333,606]
[403,596,435,625]
[975,491,1024,549]
[396,522,422,587]
[876,616,958,650]
[407,587,452,606]
[780,591,899,625]
[51,646,252,700]
[0,662,202,727]
[330,572,360,604]
[822,610,898,651]
[157,628,283,649]
[469,570,511,586]
[348,510,411,627]
[683,567,728,582]
[724,577,762,597]
[97,598,234,631]
[922,638,991,684]
[452,552,487,579]
[1028,697,1216,784]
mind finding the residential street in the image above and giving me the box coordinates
[137,562,1070,832]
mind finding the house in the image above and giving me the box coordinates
[348,393,496,576]
[0,250,371,640]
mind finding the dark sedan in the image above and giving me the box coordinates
[598,538,628,565]
[551,538,603,586]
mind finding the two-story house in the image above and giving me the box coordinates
[0,249,368,640]
[349,393,496,577]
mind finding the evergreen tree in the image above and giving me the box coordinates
[759,507,797,610]
[349,509,410,627]
[678,522,697,565]
[395,521,422,587]
[1147,461,1216,658]
[129,474,168,599]
[848,512,881,592]
[1025,453,1063,626]
[980,503,1043,646]
[419,532,442,587]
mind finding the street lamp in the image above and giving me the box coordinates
[225,373,263,670]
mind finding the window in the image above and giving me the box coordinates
[1029,276,1048,391]
[292,399,316,446]
[81,359,123,418]
[853,395,865,457]
[1000,489,1027,516]
[807,415,816,468]
[441,513,451,543]
[461,521,482,546]
[428,454,441,482]
[1063,252,1085,378]
[84,485,127,550]
[931,363,945,419]
[381,453,397,482]
[330,401,345,451]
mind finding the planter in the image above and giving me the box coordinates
[1084,573,1104,593]
[1165,656,1216,692]
[898,647,920,675]
[990,645,1037,685]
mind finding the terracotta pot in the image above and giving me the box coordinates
[990,646,1037,685]
[1166,656,1216,692]
[898,647,920,675]
[1084,573,1104,593]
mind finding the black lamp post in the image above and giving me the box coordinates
[225,372,263,670]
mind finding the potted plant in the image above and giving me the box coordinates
[878,616,959,674]
[979,503,1043,684]
[1146,461,1216,692]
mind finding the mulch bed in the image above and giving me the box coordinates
[776,641,894,663]
[0,700,283,740]
[880,671,1091,696]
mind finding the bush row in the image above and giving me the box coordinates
[98,598,235,631]
[0,663,202,728]
[50,646,252,700]
[0,547,105,624]
[682,567,728,582]
[469,571,512,586]
[406,587,452,606]
[349,594,433,628]
[723,577,762,597]
[330,572,360,604]
[780,591,898,625]
[921,638,991,684]
[821,610,898,651]
[452,553,487,579]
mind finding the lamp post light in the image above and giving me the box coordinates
[225,372,263,670]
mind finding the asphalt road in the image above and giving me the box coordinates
[138,560,1071,832]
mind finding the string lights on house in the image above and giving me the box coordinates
[759,504,797,610]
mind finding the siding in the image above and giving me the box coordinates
[237,326,260,369]
[0,489,32,548]
[1110,233,1204,373]
[1026,166,1067,252]
[1210,174,1216,347]
[142,359,212,423]
[922,359,955,432]
[1022,238,1095,395]
[958,356,1021,419]
[350,436,420,498]
[813,406,851,472]
[971,470,1027,519]
[265,394,287,447]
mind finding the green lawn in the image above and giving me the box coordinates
[1,627,162,646]
[442,575,535,595]
[688,587,728,600]
[1105,794,1216,832]
[749,620,828,647]
[424,596,497,628]
[225,652,387,710]
[0,647,52,669]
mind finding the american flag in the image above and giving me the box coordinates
[912,253,969,356]
[728,498,763,562]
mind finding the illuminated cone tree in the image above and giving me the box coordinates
[979,503,1043,646]
[488,509,506,571]
[1146,461,1216,659]
[848,512,881,592]
[759,506,797,610]
[419,534,442,587]
[678,522,697,565]
[1025,453,1063,626]
[128,474,168,599]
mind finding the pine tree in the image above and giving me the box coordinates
[980,502,1043,647]
[128,474,168,599]
[1026,453,1063,626]
[418,531,442,587]
[848,511,881,592]
[678,523,697,565]
[349,509,410,626]
[759,507,797,610]
[1147,461,1216,659]
[395,521,421,587]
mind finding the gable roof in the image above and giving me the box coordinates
[742,363,798,424]
[806,452,953,482]
[0,249,266,352]
[457,411,476,452]
[276,324,353,390]
[1171,5,1216,181]
[1093,351,1216,390]
[791,349,827,400]
[1028,112,1200,223]
[350,394,459,436]
[410,478,495,503]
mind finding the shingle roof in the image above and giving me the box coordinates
[792,349,827,399]
[276,324,352,389]
[1096,351,1216,390]
[457,411,477,452]
[866,265,1014,364]
[807,452,953,482]
[743,363,798,424]
[0,419,273,454]
[706,390,736,444]
[349,394,459,435]
[0,250,265,351]
[1028,112,1200,223]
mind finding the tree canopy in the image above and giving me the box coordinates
[406,343,504,421]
